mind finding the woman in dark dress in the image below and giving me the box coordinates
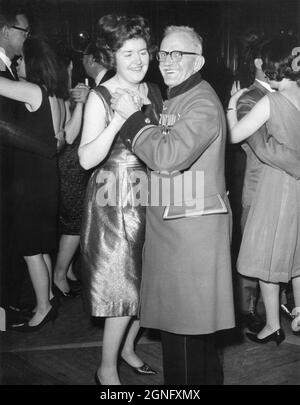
[79,14,162,385]
[0,38,63,330]
[53,48,90,296]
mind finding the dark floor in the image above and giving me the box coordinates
[1,293,300,386]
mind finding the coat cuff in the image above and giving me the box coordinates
[120,111,157,151]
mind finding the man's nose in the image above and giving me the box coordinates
[162,53,173,65]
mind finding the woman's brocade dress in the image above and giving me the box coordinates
[81,84,162,317]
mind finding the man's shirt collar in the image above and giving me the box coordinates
[95,69,108,86]
[255,78,275,93]
[167,71,202,99]
[0,47,12,69]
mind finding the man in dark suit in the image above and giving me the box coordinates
[236,39,299,333]
[82,42,114,87]
[0,11,31,327]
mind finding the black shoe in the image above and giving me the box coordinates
[53,283,80,298]
[122,358,157,375]
[6,307,32,328]
[246,328,285,346]
[66,277,82,292]
[11,305,58,332]
[50,296,61,309]
[241,311,264,334]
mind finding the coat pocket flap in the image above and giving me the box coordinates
[163,193,228,220]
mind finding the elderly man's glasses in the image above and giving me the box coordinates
[156,50,200,62]
[11,25,30,38]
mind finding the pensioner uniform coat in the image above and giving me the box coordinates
[120,72,235,334]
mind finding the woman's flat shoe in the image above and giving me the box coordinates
[246,328,285,346]
[53,283,80,298]
[122,359,157,375]
[12,305,58,332]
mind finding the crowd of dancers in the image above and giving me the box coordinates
[0,7,299,385]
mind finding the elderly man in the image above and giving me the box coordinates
[0,10,31,328]
[112,25,235,385]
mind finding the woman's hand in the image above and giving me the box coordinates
[111,88,141,119]
[228,88,248,110]
[230,80,241,96]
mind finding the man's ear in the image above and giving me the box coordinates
[2,26,10,39]
[193,55,205,73]
[254,58,263,70]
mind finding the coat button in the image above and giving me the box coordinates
[145,118,150,124]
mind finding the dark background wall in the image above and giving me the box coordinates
[1,0,299,102]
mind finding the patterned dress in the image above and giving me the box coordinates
[58,135,91,235]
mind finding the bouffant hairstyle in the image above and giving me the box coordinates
[96,14,154,70]
[236,31,270,87]
[262,33,300,85]
[23,37,60,97]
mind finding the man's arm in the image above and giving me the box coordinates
[120,97,221,172]
[238,97,300,179]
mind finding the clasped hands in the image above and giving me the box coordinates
[111,88,143,120]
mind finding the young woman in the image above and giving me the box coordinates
[78,14,162,385]
[227,34,300,344]
[0,37,63,331]
[53,47,90,298]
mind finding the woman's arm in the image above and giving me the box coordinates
[64,101,83,144]
[78,91,125,170]
[227,92,270,144]
[0,76,41,110]
[65,85,90,144]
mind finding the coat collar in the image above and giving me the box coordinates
[167,71,202,99]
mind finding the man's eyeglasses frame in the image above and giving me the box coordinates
[10,25,30,38]
[156,50,201,62]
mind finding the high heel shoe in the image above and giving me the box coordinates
[122,358,157,375]
[12,306,58,332]
[94,371,102,385]
[246,328,285,346]
[53,283,80,298]
[50,295,61,309]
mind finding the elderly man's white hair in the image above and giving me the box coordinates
[164,26,203,52]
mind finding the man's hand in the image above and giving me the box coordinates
[111,88,141,119]
[70,84,90,104]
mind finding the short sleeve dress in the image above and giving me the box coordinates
[80,83,162,317]
[237,92,300,283]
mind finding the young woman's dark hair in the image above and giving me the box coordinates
[54,43,74,99]
[23,37,60,97]
[262,33,300,85]
[235,31,269,87]
[96,14,154,70]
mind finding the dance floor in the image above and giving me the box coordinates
[1,294,300,385]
